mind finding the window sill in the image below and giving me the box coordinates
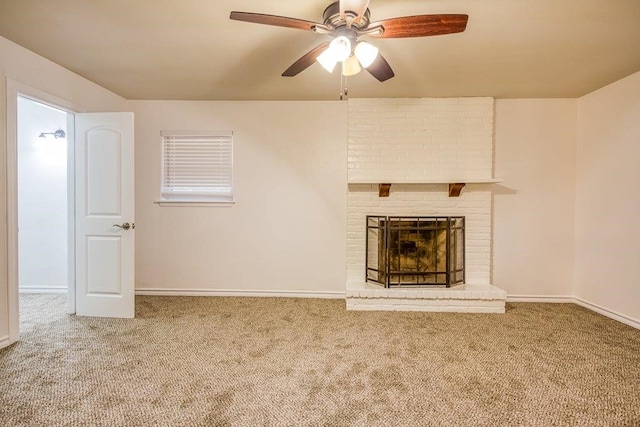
[155,200,235,207]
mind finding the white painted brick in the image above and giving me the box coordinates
[347,98,494,183]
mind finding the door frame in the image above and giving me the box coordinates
[5,79,86,344]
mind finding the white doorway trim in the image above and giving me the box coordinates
[5,79,87,345]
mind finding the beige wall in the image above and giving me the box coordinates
[130,101,347,296]
[575,71,640,322]
[133,98,582,300]
[0,35,127,346]
[493,99,577,298]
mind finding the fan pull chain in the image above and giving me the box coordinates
[340,74,349,100]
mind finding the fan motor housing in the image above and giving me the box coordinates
[322,1,371,30]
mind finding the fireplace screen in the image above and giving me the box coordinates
[366,216,465,288]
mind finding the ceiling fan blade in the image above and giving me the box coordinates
[366,53,395,82]
[340,0,370,22]
[369,14,468,38]
[282,42,331,77]
[230,11,320,31]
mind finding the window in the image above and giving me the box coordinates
[160,130,233,204]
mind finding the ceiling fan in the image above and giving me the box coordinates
[230,0,468,82]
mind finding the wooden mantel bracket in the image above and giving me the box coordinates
[448,183,466,197]
[378,183,391,197]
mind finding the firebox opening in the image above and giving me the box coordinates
[366,216,465,288]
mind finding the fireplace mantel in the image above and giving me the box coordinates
[348,179,503,197]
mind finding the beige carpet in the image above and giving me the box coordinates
[1,294,639,426]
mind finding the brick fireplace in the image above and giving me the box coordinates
[345,98,507,313]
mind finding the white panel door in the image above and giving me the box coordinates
[75,113,134,318]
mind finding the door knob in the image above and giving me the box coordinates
[113,222,131,230]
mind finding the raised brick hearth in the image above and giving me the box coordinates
[346,282,507,313]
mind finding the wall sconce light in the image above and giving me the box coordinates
[39,130,66,139]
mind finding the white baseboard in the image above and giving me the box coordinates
[135,288,345,299]
[573,297,640,330]
[507,294,574,303]
[0,335,11,350]
[19,286,67,294]
[507,295,639,329]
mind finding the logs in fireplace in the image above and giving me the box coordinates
[366,216,465,288]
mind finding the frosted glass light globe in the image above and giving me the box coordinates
[342,55,362,76]
[317,48,338,73]
[354,42,379,68]
[329,36,352,62]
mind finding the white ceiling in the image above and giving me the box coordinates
[0,0,639,100]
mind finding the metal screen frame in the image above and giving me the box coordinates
[366,216,465,288]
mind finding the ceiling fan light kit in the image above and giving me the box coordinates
[230,0,468,83]
[315,36,377,77]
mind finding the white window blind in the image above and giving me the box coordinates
[161,130,233,202]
